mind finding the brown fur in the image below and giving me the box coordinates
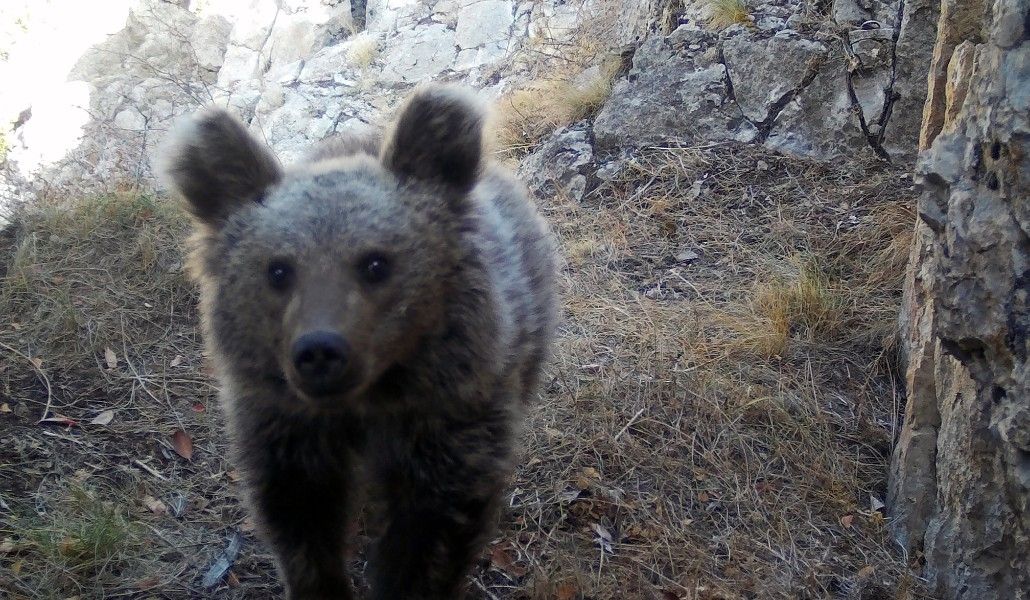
[161,85,558,599]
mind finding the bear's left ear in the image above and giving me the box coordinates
[380,85,484,194]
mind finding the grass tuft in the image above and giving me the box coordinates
[493,65,617,160]
[347,34,379,68]
[707,0,752,30]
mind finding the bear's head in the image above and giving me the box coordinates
[162,86,485,411]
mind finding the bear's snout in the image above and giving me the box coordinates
[290,331,355,397]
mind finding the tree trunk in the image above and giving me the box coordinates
[889,0,1029,598]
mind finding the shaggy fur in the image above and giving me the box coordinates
[161,85,558,599]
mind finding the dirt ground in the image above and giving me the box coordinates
[0,143,931,599]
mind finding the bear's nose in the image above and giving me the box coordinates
[291,331,350,392]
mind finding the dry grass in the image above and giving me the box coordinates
[347,34,379,69]
[0,145,926,599]
[493,68,616,159]
[707,0,752,30]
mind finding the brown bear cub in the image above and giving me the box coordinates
[161,86,558,599]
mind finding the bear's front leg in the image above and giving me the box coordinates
[368,415,512,600]
[236,411,357,600]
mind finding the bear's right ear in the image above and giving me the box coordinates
[160,107,281,227]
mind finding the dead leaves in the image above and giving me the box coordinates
[104,347,118,370]
[489,542,528,578]
[555,582,579,600]
[142,495,167,515]
[89,410,115,426]
[170,429,193,461]
[39,414,79,427]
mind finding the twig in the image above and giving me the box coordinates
[471,577,502,600]
[133,458,169,481]
[614,407,646,441]
[0,340,55,422]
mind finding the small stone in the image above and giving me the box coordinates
[676,249,700,263]
[757,160,770,170]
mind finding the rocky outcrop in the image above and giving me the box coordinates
[882,0,940,156]
[593,33,756,151]
[589,0,938,162]
[889,0,1029,597]
[0,0,942,209]
[518,124,597,202]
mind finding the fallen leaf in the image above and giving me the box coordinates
[29,357,43,369]
[698,491,710,503]
[857,565,875,579]
[134,575,160,591]
[227,469,242,482]
[143,495,167,515]
[170,429,193,460]
[40,414,79,427]
[58,537,77,556]
[489,544,528,577]
[0,403,10,413]
[191,402,206,413]
[10,322,20,330]
[11,559,23,574]
[240,517,256,532]
[104,348,118,370]
[840,514,855,528]
[170,355,183,368]
[556,582,578,600]
[0,538,15,554]
[226,570,240,587]
[90,410,115,426]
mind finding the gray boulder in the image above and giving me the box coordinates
[593,36,756,150]
[518,124,596,202]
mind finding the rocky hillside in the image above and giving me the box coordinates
[1,0,936,205]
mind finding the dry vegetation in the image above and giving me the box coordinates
[706,0,752,31]
[0,140,925,598]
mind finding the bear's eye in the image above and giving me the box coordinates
[267,260,294,291]
[360,253,391,285]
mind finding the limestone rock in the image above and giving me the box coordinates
[723,31,827,124]
[848,27,895,135]
[518,124,596,202]
[190,15,232,71]
[593,37,756,150]
[918,0,986,150]
[882,0,940,159]
[379,24,457,84]
[890,1,1030,598]
[764,50,869,160]
[455,0,513,51]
